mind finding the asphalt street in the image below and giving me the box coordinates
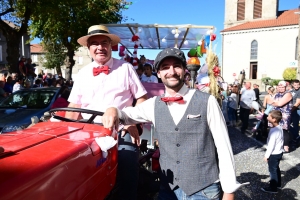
[230,115,300,200]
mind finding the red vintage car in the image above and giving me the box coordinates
[0,108,117,200]
[0,83,165,200]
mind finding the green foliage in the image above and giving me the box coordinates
[282,67,297,81]
[261,77,271,85]
[269,79,282,87]
[30,0,125,80]
[41,41,66,70]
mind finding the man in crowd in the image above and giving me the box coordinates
[18,56,27,79]
[289,80,300,147]
[65,25,147,200]
[102,48,242,199]
[239,82,256,133]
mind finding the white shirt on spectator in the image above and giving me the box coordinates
[141,75,158,83]
[265,125,284,158]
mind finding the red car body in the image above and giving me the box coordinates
[0,121,117,200]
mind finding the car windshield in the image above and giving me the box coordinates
[0,90,56,109]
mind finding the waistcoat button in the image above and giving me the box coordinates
[176,161,180,164]
[177,144,180,147]
[175,127,179,131]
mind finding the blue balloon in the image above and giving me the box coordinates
[205,35,210,48]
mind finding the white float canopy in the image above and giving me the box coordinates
[102,23,215,51]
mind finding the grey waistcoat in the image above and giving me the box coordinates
[154,90,219,195]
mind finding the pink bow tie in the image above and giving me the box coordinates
[93,66,109,76]
[161,96,185,104]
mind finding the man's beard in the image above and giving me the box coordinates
[162,75,184,89]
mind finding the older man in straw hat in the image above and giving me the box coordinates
[66,25,148,199]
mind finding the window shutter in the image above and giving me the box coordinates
[237,0,245,21]
[253,0,262,19]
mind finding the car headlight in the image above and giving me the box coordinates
[1,124,29,133]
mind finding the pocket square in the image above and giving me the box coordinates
[187,114,201,119]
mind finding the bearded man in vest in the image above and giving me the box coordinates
[102,48,242,199]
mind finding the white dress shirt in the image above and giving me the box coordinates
[118,85,243,193]
[265,125,284,158]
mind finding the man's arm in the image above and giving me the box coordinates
[65,102,82,120]
[222,193,234,200]
[135,94,147,105]
[122,94,148,145]
[207,96,242,194]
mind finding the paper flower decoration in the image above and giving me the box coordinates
[210,34,217,41]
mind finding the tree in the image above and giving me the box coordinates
[0,0,36,73]
[41,40,66,75]
[282,67,297,81]
[30,0,124,80]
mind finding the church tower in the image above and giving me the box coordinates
[224,0,279,29]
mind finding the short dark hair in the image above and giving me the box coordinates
[269,110,282,123]
[293,79,299,84]
[143,63,152,70]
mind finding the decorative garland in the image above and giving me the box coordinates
[131,34,140,67]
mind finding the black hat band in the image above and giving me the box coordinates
[88,30,109,35]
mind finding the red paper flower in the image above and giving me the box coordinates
[132,35,140,42]
[212,66,220,77]
[210,34,216,41]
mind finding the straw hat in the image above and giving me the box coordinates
[77,25,120,47]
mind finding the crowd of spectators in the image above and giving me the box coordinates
[221,79,300,153]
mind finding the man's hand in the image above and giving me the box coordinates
[222,193,234,200]
[263,157,268,162]
[102,107,119,131]
[122,125,140,146]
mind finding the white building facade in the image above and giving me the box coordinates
[222,25,298,82]
[221,0,298,84]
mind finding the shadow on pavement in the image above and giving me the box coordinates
[235,165,299,199]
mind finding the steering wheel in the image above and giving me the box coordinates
[49,107,104,124]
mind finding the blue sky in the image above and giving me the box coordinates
[111,0,300,63]
[32,0,299,64]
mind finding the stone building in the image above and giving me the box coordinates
[0,21,30,69]
[221,0,298,87]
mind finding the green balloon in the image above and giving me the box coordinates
[197,45,203,57]
[189,48,197,57]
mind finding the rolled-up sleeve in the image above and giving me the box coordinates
[127,63,147,99]
[207,96,243,193]
[120,97,156,125]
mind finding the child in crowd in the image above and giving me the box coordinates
[135,64,145,80]
[261,110,284,194]
[141,63,158,83]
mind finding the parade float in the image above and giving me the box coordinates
[0,23,221,199]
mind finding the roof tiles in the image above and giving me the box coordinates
[222,9,299,32]
[30,44,45,53]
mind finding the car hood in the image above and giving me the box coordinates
[0,108,47,127]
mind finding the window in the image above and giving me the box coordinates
[253,0,262,19]
[250,40,258,60]
[237,0,245,21]
[296,37,298,60]
[0,45,2,62]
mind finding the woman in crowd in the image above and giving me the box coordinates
[269,81,292,153]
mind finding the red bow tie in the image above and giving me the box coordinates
[93,66,109,76]
[161,96,185,104]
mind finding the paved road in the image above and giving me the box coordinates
[230,117,300,200]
